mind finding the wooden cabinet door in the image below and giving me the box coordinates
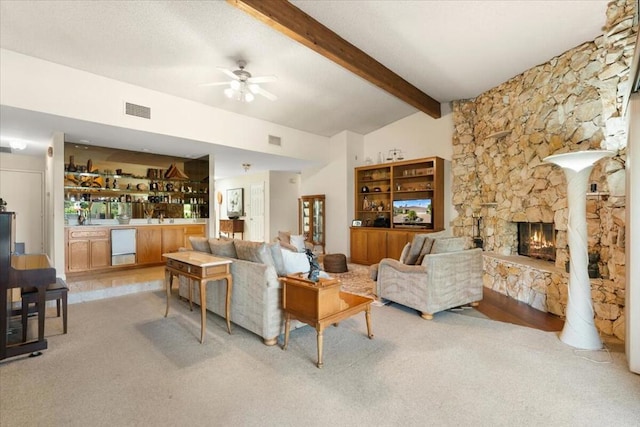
[387,231,411,260]
[90,239,111,269]
[183,225,205,249]
[162,227,184,254]
[137,227,163,264]
[350,228,369,264]
[68,239,90,272]
[350,228,387,265]
[366,229,387,264]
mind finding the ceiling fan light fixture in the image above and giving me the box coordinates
[9,140,27,150]
[230,80,241,90]
[244,92,255,103]
[224,87,234,98]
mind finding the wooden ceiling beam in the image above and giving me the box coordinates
[228,0,441,119]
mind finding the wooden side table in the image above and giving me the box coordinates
[280,274,373,368]
[163,251,233,343]
[219,219,244,239]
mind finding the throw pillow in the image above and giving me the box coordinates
[268,241,288,277]
[280,248,310,275]
[208,238,237,258]
[279,240,299,252]
[398,242,411,264]
[404,234,430,265]
[189,236,212,253]
[416,238,435,265]
[278,230,291,243]
[430,237,466,254]
[290,234,306,252]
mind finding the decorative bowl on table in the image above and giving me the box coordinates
[117,215,131,225]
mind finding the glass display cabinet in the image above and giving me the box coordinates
[299,194,325,254]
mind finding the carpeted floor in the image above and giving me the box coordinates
[1,290,638,426]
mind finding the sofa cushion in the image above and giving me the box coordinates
[404,234,431,265]
[209,238,237,258]
[268,241,288,277]
[189,236,212,253]
[281,248,310,275]
[290,234,306,252]
[234,240,273,265]
[430,237,466,254]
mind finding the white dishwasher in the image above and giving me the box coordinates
[111,228,137,266]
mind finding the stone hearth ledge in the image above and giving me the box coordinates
[483,253,564,313]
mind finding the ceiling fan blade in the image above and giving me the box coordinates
[216,67,240,80]
[255,86,278,101]
[248,75,277,84]
[199,81,232,87]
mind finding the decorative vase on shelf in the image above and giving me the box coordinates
[377,151,383,164]
[67,155,77,172]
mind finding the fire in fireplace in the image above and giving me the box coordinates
[517,222,556,261]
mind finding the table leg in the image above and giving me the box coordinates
[164,269,171,317]
[283,313,291,350]
[365,306,374,339]
[189,278,194,311]
[199,279,206,344]
[316,326,324,368]
[225,274,232,334]
[37,287,45,343]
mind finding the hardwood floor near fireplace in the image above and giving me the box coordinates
[476,287,564,332]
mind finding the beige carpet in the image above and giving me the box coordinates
[2,290,638,426]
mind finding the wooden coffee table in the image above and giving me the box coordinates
[163,251,232,343]
[280,274,373,368]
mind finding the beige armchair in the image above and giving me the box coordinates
[376,235,483,320]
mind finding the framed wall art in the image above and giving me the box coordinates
[226,188,244,219]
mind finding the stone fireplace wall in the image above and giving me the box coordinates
[450,0,636,340]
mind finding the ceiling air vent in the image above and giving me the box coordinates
[124,102,151,119]
[0,146,12,154]
[268,135,281,146]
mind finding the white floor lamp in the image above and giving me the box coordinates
[543,150,615,350]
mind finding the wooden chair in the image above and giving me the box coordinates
[21,278,68,341]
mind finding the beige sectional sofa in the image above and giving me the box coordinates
[177,237,306,345]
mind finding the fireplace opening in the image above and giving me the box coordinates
[517,222,556,262]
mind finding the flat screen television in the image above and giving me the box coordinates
[392,199,432,227]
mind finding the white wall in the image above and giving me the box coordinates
[363,105,456,229]
[626,92,639,374]
[301,130,363,255]
[268,171,301,240]
[214,171,269,241]
[0,49,330,163]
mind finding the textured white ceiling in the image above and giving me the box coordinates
[0,0,610,177]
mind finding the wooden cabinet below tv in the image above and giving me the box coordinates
[350,227,438,265]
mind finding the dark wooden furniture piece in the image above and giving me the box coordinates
[163,251,233,343]
[299,194,325,253]
[21,278,68,342]
[323,253,348,273]
[280,274,374,368]
[219,219,244,239]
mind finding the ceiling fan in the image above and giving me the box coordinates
[201,60,277,102]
